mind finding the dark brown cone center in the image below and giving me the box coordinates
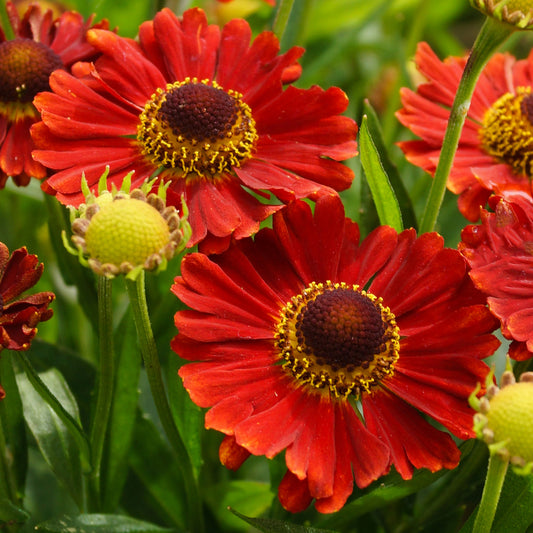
[299,288,385,370]
[159,82,238,143]
[0,38,63,103]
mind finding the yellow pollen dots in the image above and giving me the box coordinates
[480,86,533,177]
[137,77,258,183]
[274,281,400,400]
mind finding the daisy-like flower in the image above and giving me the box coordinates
[397,42,533,222]
[31,7,357,252]
[460,194,533,361]
[0,1,109,188]
[171,195,499,513]
[0,242,55,398]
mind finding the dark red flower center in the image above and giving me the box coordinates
[299,289,385,370]
[275,281,400,399]
[480,87,533,178]
[137,78,257,182]
[160,83,239,143]
[0,38,63,103]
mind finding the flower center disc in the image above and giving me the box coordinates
[275,281,400,399]
[0,38,63,103]
[85,198,170,267]
[480,87,533,177]
[137,78,257,182]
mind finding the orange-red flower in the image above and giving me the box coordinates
[460,194,533,361]
[0,242,55,399]
[0,1,109,188]
[397,42,533,222]
[32,8,357,253]
[172,195,499,513]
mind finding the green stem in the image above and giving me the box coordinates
[273,0,296,44]
[125,273,204,533]
[15,351,92,472]
[473,453,509,533]
[0,0,15,41]
[88,276,115,511]
[419,17,513,234]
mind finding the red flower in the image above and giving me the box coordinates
[397,42,533,222]
[0,1,109,188]
[0,242,55,399]
[32,8,357,253]
[171,195,499,513]
[460,194,533,361]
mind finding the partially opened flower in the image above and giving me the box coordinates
[172,195,499,513]
[32,7,357,252]
[66,171,191,279]
[460,194,533,360]
[0,0,109,188]
[0,242,55,398]
[397,42,533,222]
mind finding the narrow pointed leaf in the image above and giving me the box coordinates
[16,369,85,509]
[359,115,403,232]
[362,100,417,229]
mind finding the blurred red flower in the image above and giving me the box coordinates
[0,0,109,187]
[397,42,533,222]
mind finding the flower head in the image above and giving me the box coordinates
[471,368,533,473]
[67,170,190,279]
[397,42,533,222]
[32,7,357,253]
[0,242,55,398]
[0,1,109,188]
[460,195,533,360]
[470,0,533,30]
[172,195,499,513]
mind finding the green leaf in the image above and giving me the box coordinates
[167,355,204,480]
[207,481,274,532]
[121,413,186,530]
[0,498,30,524]
[0,352,27,498]
[230,508,338,533]
[359,115,403,232]
[35,513,174,533]
[362,100,417,229]
[28,339,96,427]
[102,311,141,511]
[16,368,85,509]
